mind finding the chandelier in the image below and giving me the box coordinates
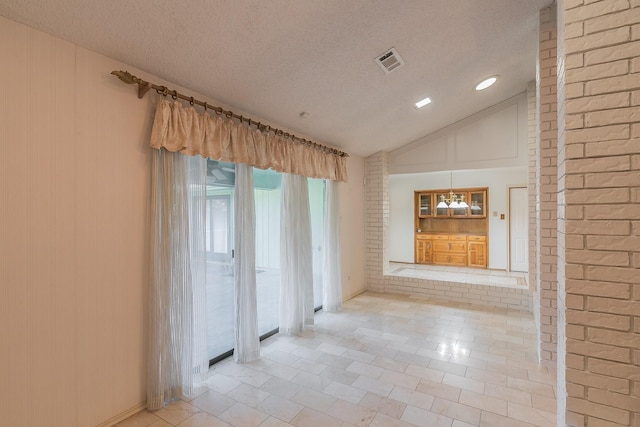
[436,172,469,209]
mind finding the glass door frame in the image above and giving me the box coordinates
[206,194,233,263]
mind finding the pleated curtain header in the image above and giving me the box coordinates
[149,99,348,182]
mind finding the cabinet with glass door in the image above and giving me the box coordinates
[469,190,486,217]
[417,193,433,218]
[414,187,489,268]
[434,191,471,217]
[450,192,470,217]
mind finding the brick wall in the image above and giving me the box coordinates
[558,0,640,425]
[537,6,560,369]
[528,80,541,341]
[365,152,389,293]
[556,2,568,424]
[385,275,531,311]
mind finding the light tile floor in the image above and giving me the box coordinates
[117,292,556,427]
[389,263,529,289]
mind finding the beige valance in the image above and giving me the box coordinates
[149,100,347,182]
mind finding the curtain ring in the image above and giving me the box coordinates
[225,111,233,119]
[203,102,208,111]
[215,107,222,115]
[161,86,168,97]
[239,115,243,124]
[189,96,194,106]
[171,90,178,100]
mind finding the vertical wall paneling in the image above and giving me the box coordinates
[51,31,79,427]
[389,93,529,174]
[0,16,153,425]
[339,155,366,300]
[73,48,152,425]
[0,18,79,426]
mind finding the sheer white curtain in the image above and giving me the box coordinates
[188,156,209,382]
[147,150,208,410]
[279,173,314,335]
[323,179,342,312]
[233,163,261,362]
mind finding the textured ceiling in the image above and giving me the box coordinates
[0,0,551,157]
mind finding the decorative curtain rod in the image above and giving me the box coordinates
[111,70,348,158]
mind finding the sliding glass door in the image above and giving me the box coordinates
[205,195,232,262]
[204,162,235,361]
[309,178,326,308]
[205,160,326,363]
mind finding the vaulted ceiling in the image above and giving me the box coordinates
[0,0,552,157]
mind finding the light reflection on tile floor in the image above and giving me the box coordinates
[118,292,556,427]
[389,263,529,288]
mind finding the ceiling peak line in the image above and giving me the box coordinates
[111,70,349,158]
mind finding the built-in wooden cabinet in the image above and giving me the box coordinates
[432,234,468,266]
[467,235,487,268]
[415,234,433,263]
[414,187,488,268]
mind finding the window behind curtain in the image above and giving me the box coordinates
[205,161,325,363]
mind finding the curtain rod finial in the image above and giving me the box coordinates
[111,70,136,84]
[112,70,151,99]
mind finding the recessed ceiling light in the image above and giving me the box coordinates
[475,76,498,91]
[414,97,432,109]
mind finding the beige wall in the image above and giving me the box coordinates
[340,155,366,300]
[0,16,152,425]
[0,16,365,426]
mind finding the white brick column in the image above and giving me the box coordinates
[528,80,541,357]
[558,0,640,425]
[536,6,559,368]
[365,152,389,292]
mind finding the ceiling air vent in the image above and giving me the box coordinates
[375,48,405,75]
